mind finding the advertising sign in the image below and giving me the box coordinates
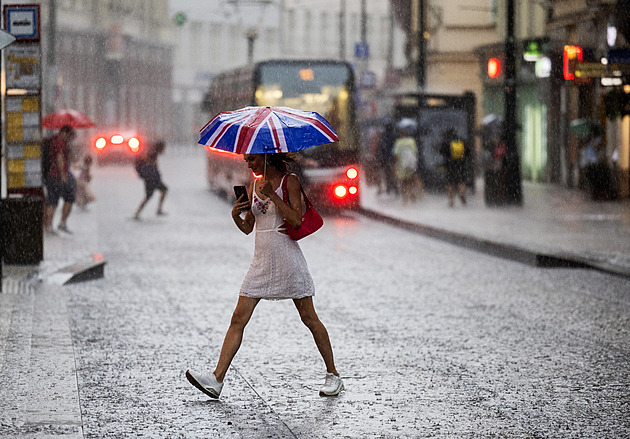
[4,43,40,89]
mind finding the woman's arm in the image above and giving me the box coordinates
[263,174,303,229]
[232,181,255,234]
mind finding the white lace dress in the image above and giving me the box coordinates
[240,176,315,300]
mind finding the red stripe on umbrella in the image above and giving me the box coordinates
[236,107,272,154]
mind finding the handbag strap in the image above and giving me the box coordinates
[281,173,312,209]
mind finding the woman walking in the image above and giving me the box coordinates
[186,153,343,398]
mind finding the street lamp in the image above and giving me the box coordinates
[225,0,272,65]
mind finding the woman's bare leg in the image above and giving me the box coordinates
[213,296,260,382]
[294,297,338,375]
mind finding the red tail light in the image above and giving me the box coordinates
[334,185,348,198]
[128,137,140,152]
[111,135,124,144]
[346,167,358,179]
[95,137,106,150]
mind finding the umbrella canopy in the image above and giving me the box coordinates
[396,118,417,132]
[42,109,95,129]
[199,106,339,154]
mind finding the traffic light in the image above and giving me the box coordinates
[563,45,583,80]
[487,57,502,79]
[174,11,187,26]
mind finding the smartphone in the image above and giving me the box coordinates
[233,185,249,204]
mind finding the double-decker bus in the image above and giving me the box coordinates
[201,59,360,208]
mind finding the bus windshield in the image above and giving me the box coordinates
[255,62,357,166]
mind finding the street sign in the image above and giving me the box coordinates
[354,42,370,60]
[0,29,16,50]
[3,5,40,41]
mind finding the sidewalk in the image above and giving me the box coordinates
[359,179,630,279]
[1,209,99,438]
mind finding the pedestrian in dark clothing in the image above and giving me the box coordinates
[439,128,467,207]
[378,121,398,195]
[134,140,168,220]
[43,125,77,234]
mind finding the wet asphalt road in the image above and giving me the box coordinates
[63,149,629,438]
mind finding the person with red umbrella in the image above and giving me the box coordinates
[43,125,77,234]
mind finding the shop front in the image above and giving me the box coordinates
[476,39,563,185]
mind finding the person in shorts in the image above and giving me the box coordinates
[43,125,76,234]
[133,140,168,220]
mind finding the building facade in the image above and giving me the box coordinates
[545,0,630,197]
[394,0,629,199]
[169,0,407,143]
[41,0,173,142]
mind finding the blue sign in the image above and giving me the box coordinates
[608,48,630,64]
[4,5,40,41]
[355,42,370,60]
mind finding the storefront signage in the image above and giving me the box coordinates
[575,62,606,78]
[576,62,630,78]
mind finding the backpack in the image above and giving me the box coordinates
[41,136,53,182]
[450,140,465,160]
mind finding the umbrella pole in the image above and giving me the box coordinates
[264,153,267,179]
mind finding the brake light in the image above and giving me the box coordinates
[346,167,358,179]
[334,185,348,198]
[128,137,140,152]
[111,135,123,144]
[349,186,358,195]
[95,137,106,149]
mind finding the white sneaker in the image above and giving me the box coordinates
[186,370,223,399]
[319,373,344,396]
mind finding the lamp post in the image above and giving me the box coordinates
[246,28,257,64]
[503,0,523,205]
[226,0,271,65]
[417,0,426,90]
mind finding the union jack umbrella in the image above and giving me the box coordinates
[198,106,339,154]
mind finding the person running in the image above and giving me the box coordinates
[133,140,168,220]
[186,153,343,399]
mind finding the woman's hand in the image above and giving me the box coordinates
[232,195,250,217]
[232,188,255,235]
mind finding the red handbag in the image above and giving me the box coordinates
[281,174,323,240]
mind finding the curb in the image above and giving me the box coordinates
[356,207,630,280]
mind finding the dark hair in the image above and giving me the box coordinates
[153,140,166,153]
[265,153,295,173]
[60,125,75,135]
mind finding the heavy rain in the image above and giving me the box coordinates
[1,1,630,438]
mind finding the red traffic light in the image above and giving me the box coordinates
[487,58,501,79]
